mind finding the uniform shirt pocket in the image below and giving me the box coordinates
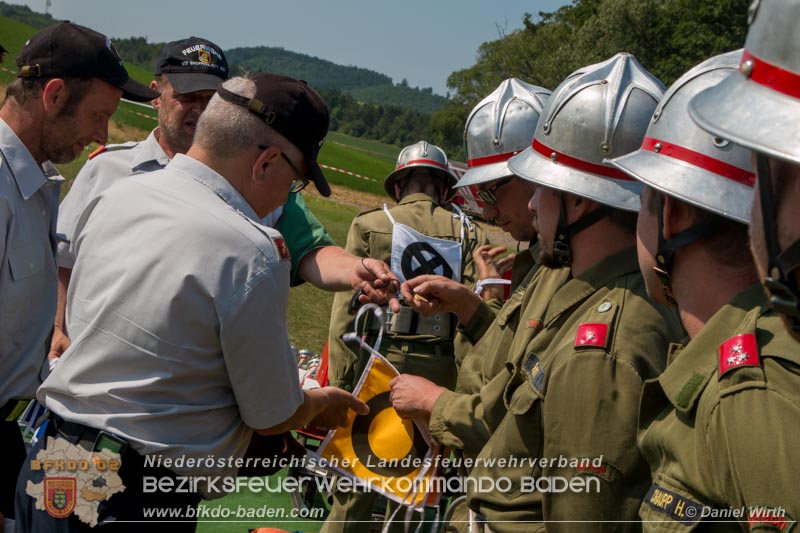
[8,242,45,281]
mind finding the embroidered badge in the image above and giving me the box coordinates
[524,353,545,393]
[574,323,609,349]
[718,333,759,376]
[44,477,76,519]
[274,238,291,260]
[748,506,793,531]
[644,483,704,525]
[576,458,607,476]
[198,49,211,64]
[527,319,543,331]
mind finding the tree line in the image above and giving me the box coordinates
[0,0,751,162]
[428,0,751,159]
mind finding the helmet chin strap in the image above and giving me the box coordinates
[756,154,800,333]
[651,192,726,305]
[551,193,611,266]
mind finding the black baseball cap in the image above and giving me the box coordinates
[17,22,158,102]
[154,37,229,94]
[217,72,331,197]
[0,43,7,54]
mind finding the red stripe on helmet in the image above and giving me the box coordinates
[531,139,634,181]
[742,49,800,100]
[396,159,449,171]
[467,150,521,168]
[642,137,755,187]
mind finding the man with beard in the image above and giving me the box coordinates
[0,22,156,528]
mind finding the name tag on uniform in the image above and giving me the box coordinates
[644,483,703,525]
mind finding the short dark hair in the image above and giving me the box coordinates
[3,76,94,113]
[644,186,750,269]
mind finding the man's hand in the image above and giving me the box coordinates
[390,374,446,421]
[48,328,71,362]
[474,245,516,279]
[474,245,515,301]
[309,386,369,430]
[400,275,483,325]
[352,257,401,312]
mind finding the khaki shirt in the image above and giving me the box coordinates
[467,249,683,532]
[327,193,489,390]
[429,264,570,457]
[0,118,61,404]
[638,284,800,531]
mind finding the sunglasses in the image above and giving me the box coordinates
[477,176,513,206]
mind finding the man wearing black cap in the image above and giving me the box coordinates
[52,36,397,362]
[15,73,372,531]
[0,22,155,528]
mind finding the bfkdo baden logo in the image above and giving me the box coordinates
[25,437,126,527]
[44,477,77,518]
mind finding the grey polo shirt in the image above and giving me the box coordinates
[0,118,61,405]
[56,129,170,268]
[39,154,304,483]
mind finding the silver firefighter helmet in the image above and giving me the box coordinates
[609,50,755,223]
[457,78,550,189]
[508,52,665,212]
[384,140,458,202]
[690,0,800,165]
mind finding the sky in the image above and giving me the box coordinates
[6,0,571,96]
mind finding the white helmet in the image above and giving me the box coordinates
[384,141,458,202]
[508,53,665,212]
[609,50,754,224]
[689,0,800,165]
[456,78,550,189]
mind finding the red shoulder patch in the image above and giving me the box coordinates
[88,145,107,160]
[274,238,290,260]
[719,333,759,376]
[575,323,609,349]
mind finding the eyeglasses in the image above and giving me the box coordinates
[259,145,310,193]
[477,176,513,206]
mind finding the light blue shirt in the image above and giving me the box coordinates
[0,118,61,405]
[40,154,303,486]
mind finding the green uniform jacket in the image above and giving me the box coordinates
[327,193,489,390]
[467,249,683,533]
[429,264,570,458]
[457,244,541,394]
[638,284,800,532]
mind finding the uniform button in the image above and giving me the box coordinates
[598,302,612,313]
[344,384,352,392]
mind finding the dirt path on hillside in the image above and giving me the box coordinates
[305,184,518,248]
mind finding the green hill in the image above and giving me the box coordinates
[226,46,446,114]
[0,1,445,114]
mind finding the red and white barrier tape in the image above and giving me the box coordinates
[319,164,378,182]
